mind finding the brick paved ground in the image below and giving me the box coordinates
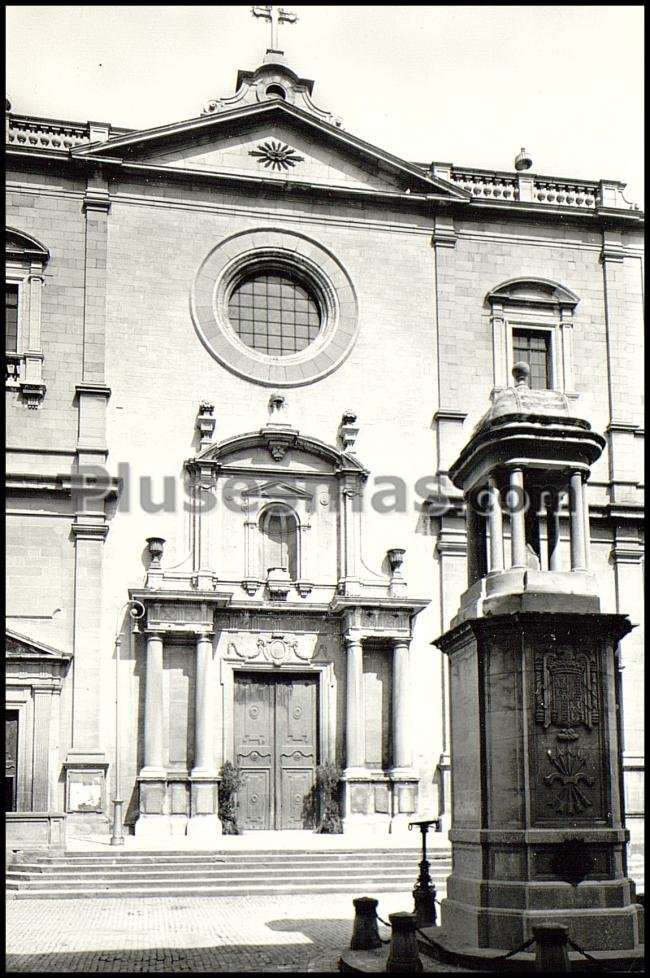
[6,890,416,972]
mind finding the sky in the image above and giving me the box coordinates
[6,5,644,204]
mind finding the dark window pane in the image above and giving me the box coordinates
[5,285,19,352]
[512,329,550,389]
[228,271,322,356]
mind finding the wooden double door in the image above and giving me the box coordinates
[234,673,318,830]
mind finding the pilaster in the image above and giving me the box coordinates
[66,520,109,801]
[600,228,643,505]
[31,688,53,810]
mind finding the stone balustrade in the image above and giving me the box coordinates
[431,161,639,212]
[449,168,519,201]
[534,178,599,208]
[7,115,91,150]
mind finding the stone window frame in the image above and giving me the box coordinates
[258,501,301,581]
[191,228,358,387]
[6,228,50,409]
[487,277,579,398]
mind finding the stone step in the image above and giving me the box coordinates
[6,860,432,878]
[7,879,441,900]
[10,851,429,865]
[6,869,448,890]
[5,865,449,880]
[13,847,436,862]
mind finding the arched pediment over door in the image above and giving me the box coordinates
[186,426,368,602]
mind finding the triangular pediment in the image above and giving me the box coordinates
[241,480,314,501]
[5,628,71,661]
[73,101,468,200]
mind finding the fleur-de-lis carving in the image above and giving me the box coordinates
[249,140,305,171]
[544,747,595,815]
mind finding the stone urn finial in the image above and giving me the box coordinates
[387,547,406,577]
[146,536,165,568]
[512,361,530,387]
[514,147,533,171]
[387,548,407,596]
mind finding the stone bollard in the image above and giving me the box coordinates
[386,912,423,973]
[350,896,382,951]
[532,924,570,972]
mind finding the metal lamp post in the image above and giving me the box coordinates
[110,599,145,846]
[408,816,441,928]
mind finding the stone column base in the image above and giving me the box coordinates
[134,814,173,839]
[186,814,222,840]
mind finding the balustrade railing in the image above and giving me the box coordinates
[534,178,599,209]
[7,116,90,150]
[449,169,519,201]
[438,164,638,211]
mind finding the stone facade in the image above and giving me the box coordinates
[5,48,644,844]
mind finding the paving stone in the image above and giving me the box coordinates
[6,889,413,973]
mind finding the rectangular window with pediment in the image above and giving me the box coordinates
[488,279,578,398]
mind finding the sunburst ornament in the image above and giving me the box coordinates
[249,140,305,171]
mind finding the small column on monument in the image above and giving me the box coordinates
[507,467,527,568]
[569,470,587,571]
[487,475,504,572]
[546,487,562,571]
[465,495,479,584]
[582,481,592,569]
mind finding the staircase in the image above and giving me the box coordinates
[6,848,451,900]
[6,849,643,901]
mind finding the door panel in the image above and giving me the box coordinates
[234,677,274,830]
[234,675,317,830]
[276,679,318,829]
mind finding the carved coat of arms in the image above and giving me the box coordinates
[535,647,599,740]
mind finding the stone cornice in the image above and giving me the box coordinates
[75,383,112,400]
[433,409,468,424]
[7,101,643,223]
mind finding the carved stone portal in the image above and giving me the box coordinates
[225,633,318,665]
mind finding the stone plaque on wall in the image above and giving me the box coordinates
[350,784,370,815]
[66,769,104,813]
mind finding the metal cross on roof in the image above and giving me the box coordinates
[251,5,298,51]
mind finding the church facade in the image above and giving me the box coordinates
[5,45,644,846]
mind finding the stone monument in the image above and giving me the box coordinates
[423,363,643,967]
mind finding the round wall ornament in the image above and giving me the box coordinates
[191,228,358,387]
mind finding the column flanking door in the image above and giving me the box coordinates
[234,674,317,830]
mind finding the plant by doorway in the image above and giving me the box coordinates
[315,760,343,833]
[218,760,244,834]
